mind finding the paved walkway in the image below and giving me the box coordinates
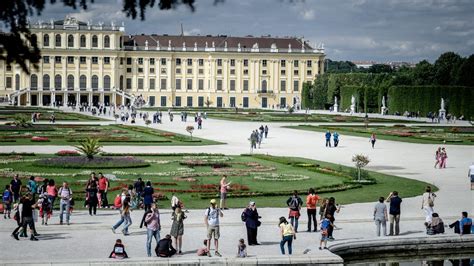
[0,107,472,264]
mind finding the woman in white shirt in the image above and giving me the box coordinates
[421,186,436,223]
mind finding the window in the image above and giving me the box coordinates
[43,34,50,47]
[126,68,132,73]
[92,57,98,64]
[230,59,235,66]
[104,75,111,89]
[230,80,235,91]
[138,58,143,65]
[198,59,204,66]
[92,35,98,47]
[127,58,132,65]
[6,65,11,71]
[187,58,192,66]
[120,58,124,65]
[243,97,249,108]
[150,68,155,74]
[216,97,223,107]
[262,70,267,75]
[230,97,236,107]
[55,56,61,64]
[43,74,50,89]
[138,78,144,90]
[280,80,286,91]
[198,96,204,107]
[54,74,62,89]
[150,58,155,65]
[67,56,74,64]
[280,97,287,108]
[80,75,86,89]
[161,68,166,74]
[243,80,249,91]
[217,69,222,75]
[187,68,192,74]
[15,74,20,90]
[119,75,124,89]
[160,79,167,90]
[294,70,299,75]
[66,75,74,89]
[261,97,268,108]
[126,78,132,89]
[43,56,50,64]
[80,57,86,64]
[307,60,312,67]
[175,96,181,107]
[187,79,192,90]
[262,60,267,67]
[80,35,86,47]
[216,80,223,90]
[281,70,286,75]
[307,70,312,76]
[67,35,74,47]
[293,80,299,91]
[281,60,286,67]
[55,34,61,47]
[149,96,155,107]
[243,59,248,67]
[104,57,110,64]
[6,77,12,88]
[161,58,166,65]
[198,79,204,90]
[160,96,167,107]
[138,68,143,73]
[175,79,181,90]
[294,60,299,68]
[91,75,98,89]
[261,80,267,92]
[187,96,193,107]
[104,36,110,48]
[230,69,235,75]
[30,74,38,89]
[176,68,181,74]
[198,69,204,75]
[149,78,155,90]
[243,69,249,75]
[176,58,181,65]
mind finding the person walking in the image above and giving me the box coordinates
[306,188,320,232]
[386,191,402,236]
[10,174,22,202]
[440,147,448,168]
[86,182,99,216]
[434,147,441,168]
[58,182,72,225]
[12,193,38,241]
[469,162,474,190]
[264,125,269,138]
[144,203,160,257]
[374,197,388,236]
[204,199,223,257]
[421,186,436,224]
[333,132,340,147]
[46,179,58,208]
[370,133,376,149]
[143,181,154,212]
[170,207,186,254]
[27,176,37,201]
[112,190,131,235]
[242,201,260,245]
[3,185,13,219]
[324,197,340,240]
[325,131,332,147]
[134,177,145,200]
[286,190,303,233]
[279,216,296,255]
[219,176,231,210]
[98,173,109,208]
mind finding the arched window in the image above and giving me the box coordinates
[54,74,62,89]
[119,75,124,89]
[103,75,111,89]
[55,34,62,47]
[261,80,267,92]
[15,74,20,90]
[43,34,50,47]
[31,34,37,46]
[91,75,98,88]
[67,75,74,89]
[80,35,86,48]
[43,74,50,89]
[68,35,74,47]
[104,35,110,48]
[80,75,87,89]
[30,74,38,89]
[92,35,98,48]
[119,36,123,48]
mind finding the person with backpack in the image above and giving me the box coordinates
[58,182,72,225]
[39,192,52,225]
[3,185,13,219]
[421,186,436,224]
[279,216,296,255]
[242,201,261,245]
[286,190,303,233]
[204,199,223,257]
[27,176,37,201]
[306,188,320,232]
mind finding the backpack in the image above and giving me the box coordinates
[2,190,11,203]
[289,197,299,210]
[427,194,434,207]
[241,209,247,222]
[114,194,122,208]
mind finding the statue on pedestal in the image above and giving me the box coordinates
[439,98,446,120]
[350,95,356,114]
[381,96,387,115]
[333,96,339,112]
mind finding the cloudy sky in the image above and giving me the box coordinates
[28,0,474,62]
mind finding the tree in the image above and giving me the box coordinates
[352,154,370,181]
[75,137,102,160]
[145,119,152,127]
[186,125,194,139]
[456,54,474,86]
[205,98,213,108]
[433,52,463,86]
[13,114,32,127]
[368,64,392,74]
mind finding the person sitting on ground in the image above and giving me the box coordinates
[426,213,445,235]
[449,212,472,235]
[155,234,176,257]
[197,239,210,256]
[237,238,247,258]
[109,239,128,259]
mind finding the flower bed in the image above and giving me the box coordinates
[253,173,310,181]
[56,150,80,156]
[31,136,50,142]
[33,156,150,169]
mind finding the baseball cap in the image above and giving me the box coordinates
[210,199,217,204]
[249,201,255,206]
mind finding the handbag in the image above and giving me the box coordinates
[427,194,434,207]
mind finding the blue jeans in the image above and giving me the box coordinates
[289,216,299,232]
[123,214,132,234]
[59,201,70,223]
[280,235,293,254]
[146,229,160,256]
[113,214,124,229]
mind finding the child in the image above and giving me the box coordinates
[109,239,128,259]
[3,185,12,219]
[197,239,209,256]
[319,214,333,250]
[237,238,247,258]
[39,193,52,225]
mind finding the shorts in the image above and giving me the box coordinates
[289,210,300,218]
[220,192,227,200]
[22,216,34,229]
[207,225,220,240]
[321,229,328,240]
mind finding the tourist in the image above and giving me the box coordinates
[27,176,37,201]
[440,147,448,168]
[449,212,472,235]
[370,133,376,148]
[98,173,109,208]
[325,131,332,147]
[134,177,145,200]
[469,162,474,190]
[264,125,269,138]
[386,191,402,236]
[156,234,176,257]
[319,213,332,250]
[112,194,132,235]
[10,174,22,202]
[259,125,265,139]
[319,198,328,221]
[58,182,72,225]
[306,188,320,232]
[3,185,12,219]
[324,197,340,240]
[171,193,180,211]
[12,193,38,241]
[333,132,340,147]
[197,240,210,256]
[204,199,223,257]
[237,239,247,258]
[242,201,260,245]
[46,179,58,208]
[86,181,99,216]
[170,207,186,254]
[434,147,441,168]
[38,178,49,196]
[197,116,203,129]
[145,203,161,257]
[39,192,52,225]
[109,239,128,259]
[421,186,436,223]
[142,181,154,212]
[373,196,388,236]
[219,176,231,210]
[286,190,303,233]
[279,216,296,255]
[426,213,444,235]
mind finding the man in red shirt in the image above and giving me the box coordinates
[98,173,109,208]
[306,188,320,232]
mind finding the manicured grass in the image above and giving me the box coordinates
[0,107,105,121]
[0,124,222,146]
[0,153,435,209]
[140,107,280,113]
[286,124,474,145]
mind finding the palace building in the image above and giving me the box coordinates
[0,16,325,109]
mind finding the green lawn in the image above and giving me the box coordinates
[0,124,222,146]
[0,106,105,121]
[0,153,435,209]
[286,124,474,145]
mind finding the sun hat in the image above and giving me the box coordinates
[210,199,217,204]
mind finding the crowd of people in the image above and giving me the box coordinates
[249,125,269,151]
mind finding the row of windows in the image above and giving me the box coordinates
[43,56,111,64]
[6,74,112,89]
[152,96,289,108]
[41,34,112,48]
